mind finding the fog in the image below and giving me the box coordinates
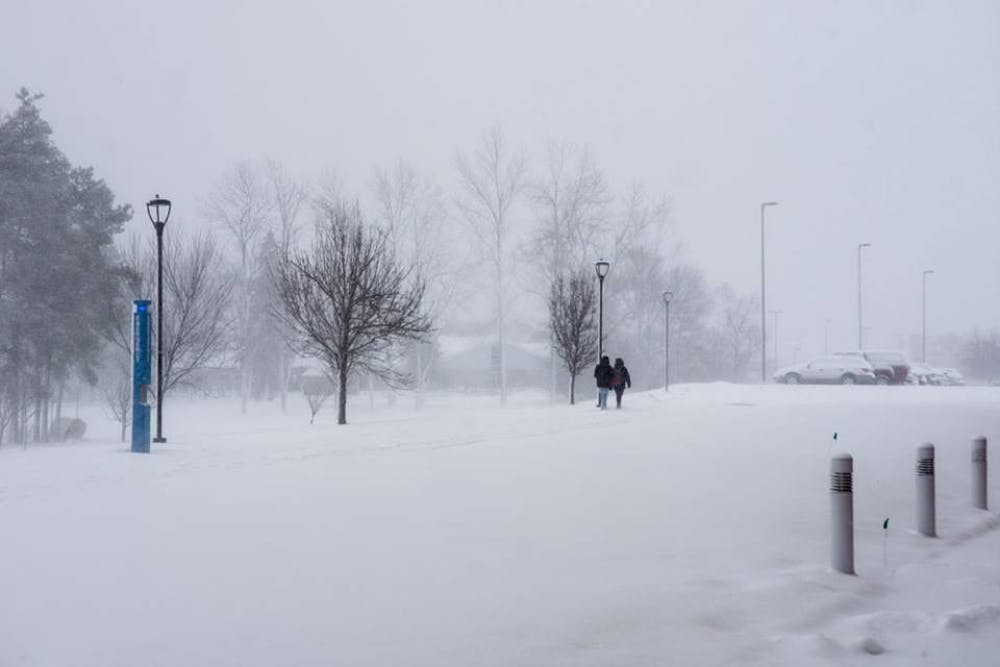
[2,0,998,360]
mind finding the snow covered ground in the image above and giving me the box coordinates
[1,384,998,666]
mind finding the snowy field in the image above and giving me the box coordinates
[1,384,998,666]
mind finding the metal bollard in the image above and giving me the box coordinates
[916,444,936,537]
[830,454,855,574]
[972,436,988,510]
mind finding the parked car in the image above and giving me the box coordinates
[938,368,965,386]
[907,363,943,385]
[774,355,877,385]
[833,350,910,384]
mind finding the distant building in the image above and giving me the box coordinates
[436,336,550,390]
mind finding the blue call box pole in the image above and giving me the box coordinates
[131,300,152,453]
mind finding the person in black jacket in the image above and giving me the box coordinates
[611,357,632,408]
[593,355,613,409]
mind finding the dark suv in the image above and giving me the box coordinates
[834,350,909,385]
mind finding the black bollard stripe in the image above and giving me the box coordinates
[831,472,853,493]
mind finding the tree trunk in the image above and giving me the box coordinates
[55,381,64,425]
[33,375,42,443]
[550,347,557,402]
[120,419,127,443]
[414,344,424,409]
[279,353,288,414]
[497,267,507,407]
[337,365,348,425]
[569,373,576,405]
[240,366,249,415]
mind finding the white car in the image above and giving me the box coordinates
[774,356,877,385]
[939,368,965,386]
[907,363,943,385]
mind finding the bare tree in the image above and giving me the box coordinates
[608,183,671,264]
[102,370,130,442]
[549,271,598,404]
[301,373,334,424]
[160,233,235,396]
[264,159,308,412]
[109,232,233,429]
[372,159,454,407]
[274,201,431,425]
[599,183,674,380]
[711,284,761,380]
[527,143,610,398]
[205,162,274,413]
[0,382,14,448]
[528,143,610,288]
[265,159,307,254]
[455,126,526,406]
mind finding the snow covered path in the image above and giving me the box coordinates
[1,385,998,666]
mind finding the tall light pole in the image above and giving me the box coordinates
[769,309,783,374]
[147,195,171,444]
[595,260,610,360]
[663,290,673,391]
[760,201,778,383]
[922,269,935,362]
[857,243,871,350]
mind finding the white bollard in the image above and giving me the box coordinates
[830,454,855,574]
[916,443,936,537]
[972,436,988,510]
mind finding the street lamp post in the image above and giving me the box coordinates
[922,269,935,362]
[595,260,610,360]
[857,243,871,349]
[147,195,171,444]
[760,201,778,383]
[663,290,673,391]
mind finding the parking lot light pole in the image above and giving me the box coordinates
[922,269,935,362]
[857,243,871,349]
[760,201,778,383]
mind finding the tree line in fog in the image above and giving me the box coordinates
[22,87,1000,442]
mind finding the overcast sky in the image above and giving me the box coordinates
[2,0,997,359]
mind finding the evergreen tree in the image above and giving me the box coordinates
[0,89,130,445]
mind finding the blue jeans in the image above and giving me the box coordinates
[598,387,609,409]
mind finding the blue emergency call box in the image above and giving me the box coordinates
[131,299,152,453]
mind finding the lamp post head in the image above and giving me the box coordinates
[761,201,778,208]
[858,242,871,250]
[663,290,673,305]
[146,195,171,230]
[595,259,610,280]
[923,269,935,277]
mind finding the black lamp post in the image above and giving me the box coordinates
[595,260,610,360]
[663,290,673,391]
[147,195,171,443]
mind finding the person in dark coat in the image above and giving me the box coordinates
[611,357,632,408]
[594,355,613,409]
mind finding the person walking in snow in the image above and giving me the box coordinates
[594,355,614,409]
[611,357,632,409]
